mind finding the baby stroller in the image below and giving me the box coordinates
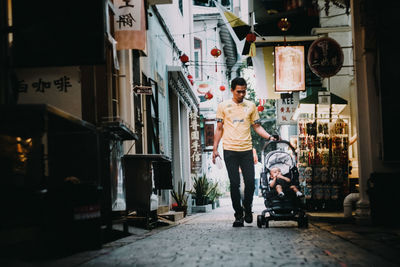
[257,140,308,228]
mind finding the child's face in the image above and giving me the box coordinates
[270,168,280,177]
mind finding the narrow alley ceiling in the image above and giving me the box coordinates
[253,0,320,37]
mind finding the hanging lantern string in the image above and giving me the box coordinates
[154,15,246,39]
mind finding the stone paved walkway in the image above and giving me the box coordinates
[72,197,398,267]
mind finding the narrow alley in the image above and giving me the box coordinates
[28,197,398,267]
[2,1,400,266]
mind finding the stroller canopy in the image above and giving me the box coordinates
[264,150,295,175]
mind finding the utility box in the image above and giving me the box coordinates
[122,154,172,215]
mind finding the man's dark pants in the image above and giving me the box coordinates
[223,149,255,219]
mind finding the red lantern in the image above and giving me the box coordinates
[187,75,194,85]
[277,18,291,32]
[277,18,291,45]
[257,105,264,112]
[180,53,189,64]
[210,47,222,72]
[219,85,225,91]
[205,91,213,100]
[246,33,257,43]
[211,47,221,58]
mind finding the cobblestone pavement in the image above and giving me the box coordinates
[69,197,398,267]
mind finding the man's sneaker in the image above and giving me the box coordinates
[244,210,253,224]
[232,216,244,227]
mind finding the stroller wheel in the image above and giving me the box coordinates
[265,218,269,228]
[257,215,264,228]
[303,216,309,228]
[297,219,303,228]
[298,215,308,228]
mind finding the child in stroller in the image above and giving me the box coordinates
[257,140,308,228]
[269,167,303,198]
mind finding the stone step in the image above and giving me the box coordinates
[192,204,212,213]
[157,205,169,215]
[158,211,184,222]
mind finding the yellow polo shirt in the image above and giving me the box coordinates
[216,99,260,151]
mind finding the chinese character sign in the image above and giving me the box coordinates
[189,111,202,172]
[307,37,344,78]
[204,122,215,149]
[115,0,141,31]
[16,66,82,118]
[274,46,305,92]
[276,93,299,125]
[114,0,146,50]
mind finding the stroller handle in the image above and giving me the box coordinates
[262,139,297,155]
[261,139,298,168]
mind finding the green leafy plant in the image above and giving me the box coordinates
[189,174,214,205]
[171,181,188,208]
[207,181,221,203]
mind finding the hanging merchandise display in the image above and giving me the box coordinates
[295,90,349,211]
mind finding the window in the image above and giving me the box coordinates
[193,0,210,7]
[194,38,202,80]
[193,0,231,8]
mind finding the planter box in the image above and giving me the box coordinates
[192,204,212,213]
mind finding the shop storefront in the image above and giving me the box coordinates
[0,104,102,252]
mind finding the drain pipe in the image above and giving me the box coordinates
[343,193,360,218]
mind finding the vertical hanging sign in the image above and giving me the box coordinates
[114,0,146,51]
[276,93,299,125]
[189,110,202,173]
[274,46,305,92]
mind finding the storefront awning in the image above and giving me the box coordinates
[101,118,138,141]
[292,89,348,120]
[0,104,96,137]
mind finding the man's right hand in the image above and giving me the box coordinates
[212,151,220,164]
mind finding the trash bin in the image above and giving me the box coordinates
[367,172,400,226]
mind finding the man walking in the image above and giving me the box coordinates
[212,77,275,227]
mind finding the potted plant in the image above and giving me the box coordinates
[170,181,188,216]
[189,174,218,206]
[208,181,222,209]
[189,174,209,206]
